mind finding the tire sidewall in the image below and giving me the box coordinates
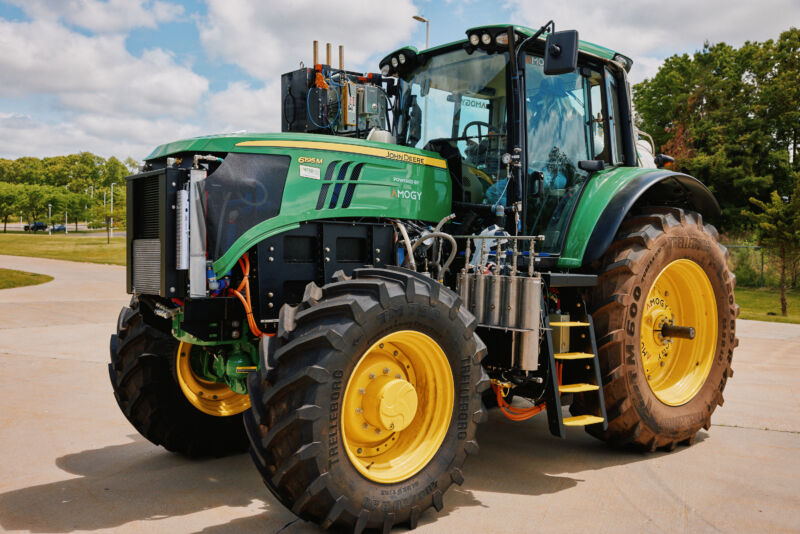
[623,224,735,435]
[318,292,476,517]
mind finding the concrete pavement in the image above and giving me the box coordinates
[0,255,798,533]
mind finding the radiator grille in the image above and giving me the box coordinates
[132,238,161,294]
[133,175,159,239]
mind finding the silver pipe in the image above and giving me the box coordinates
[393,220,416,271]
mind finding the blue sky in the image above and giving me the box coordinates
[0,0,797,161]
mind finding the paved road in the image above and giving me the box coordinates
[0,255,798,533]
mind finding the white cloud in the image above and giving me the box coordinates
[505,0,800,82]
[0,19,208,116]
[198,0,420,81]
[6,0,185,33]
[0,112,203,159]
[205,81,282,133]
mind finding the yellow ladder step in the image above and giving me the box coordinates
[559,383,599,393]
[563,415,605,426]
[550,321,590,327]
[554,352,595,360]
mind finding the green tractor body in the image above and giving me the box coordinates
[110,22,736,532]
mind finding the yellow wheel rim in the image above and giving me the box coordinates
[176,342,251,417]
[640,259,718,406]
[341,330,454,484]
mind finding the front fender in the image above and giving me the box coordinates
[558,167,720,268]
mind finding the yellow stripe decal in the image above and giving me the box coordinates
[235,140,447,169]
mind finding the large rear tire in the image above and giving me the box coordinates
[109,298,249,457]
[245,267,488,532]
[581,207,737,450]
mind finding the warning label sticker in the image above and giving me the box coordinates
[299,164,321,180]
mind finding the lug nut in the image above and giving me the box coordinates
[358,388,365,395]
[383,367,389,374]
[355,407,362,414]
[369,373,375,379]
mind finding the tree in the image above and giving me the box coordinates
[88,197,124,243]
[633,29,800,229]
[0,182,22,232]
[743,189,800,316]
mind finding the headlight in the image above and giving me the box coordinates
[391,56,399,68]
[495,33,508,46]
[381,65,390,76]
[481,33,491,45]
[469,34,480,46]
[398,53,406,64]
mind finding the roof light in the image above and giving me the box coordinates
[481,33,491,46]
[398,53,406,64]
[496,33,508,46]
[381,64,390,76]
[391,56,399,68]
[469,34,480,46]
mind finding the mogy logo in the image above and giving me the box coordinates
[392,189,422,201]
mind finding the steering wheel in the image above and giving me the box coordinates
[461,121,498,142]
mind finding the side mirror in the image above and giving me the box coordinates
[654,154,674,169]
[543,30,579,75]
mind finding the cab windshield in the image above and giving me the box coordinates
[396,48,509,205]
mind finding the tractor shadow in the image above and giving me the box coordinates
[425,409,707,527]
[0,415,706,534]
[0,435,300,533]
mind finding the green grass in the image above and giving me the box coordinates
[0,268,54,289]
[735,287,800,324]
[0,233,125,266]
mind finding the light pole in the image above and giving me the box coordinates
[110,182,115,238]
[48,203,52,235]
[413,15,430,142]
[413,15,430,49]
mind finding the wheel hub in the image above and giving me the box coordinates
[639,259,718,406]
[363,377,418,432]
[341,330,454,484]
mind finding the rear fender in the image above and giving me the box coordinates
[558,168,720,268]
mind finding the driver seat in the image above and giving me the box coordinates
[423,139,470,203]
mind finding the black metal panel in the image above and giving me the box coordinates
[252,221,394,323]
[281,68,316,133]
[126,167,187,297]
[541,272,598,287]
[182,297,246,342]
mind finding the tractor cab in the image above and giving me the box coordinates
[385,24,635,256]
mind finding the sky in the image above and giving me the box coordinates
[0,0,797,161]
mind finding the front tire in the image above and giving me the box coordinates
[109,299,249,457]
[584,208,737,450]
[245,267,488,532]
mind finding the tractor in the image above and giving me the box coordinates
[110,21,737,533]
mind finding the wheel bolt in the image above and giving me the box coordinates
[357,448,363,454]
[358,388,365,395]
[383,367,389,374]
[362,423,369,429]
[379,343,384,349]
[369,373,375,379]
[375,428,381,435]
[355,407,362,414]
[395,374,401,379]
[393,350,398,356]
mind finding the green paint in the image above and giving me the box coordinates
[186,341,258,395]
[558,166,660,267]
[147,132,451,277]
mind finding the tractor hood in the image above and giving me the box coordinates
[144,132,452,277]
